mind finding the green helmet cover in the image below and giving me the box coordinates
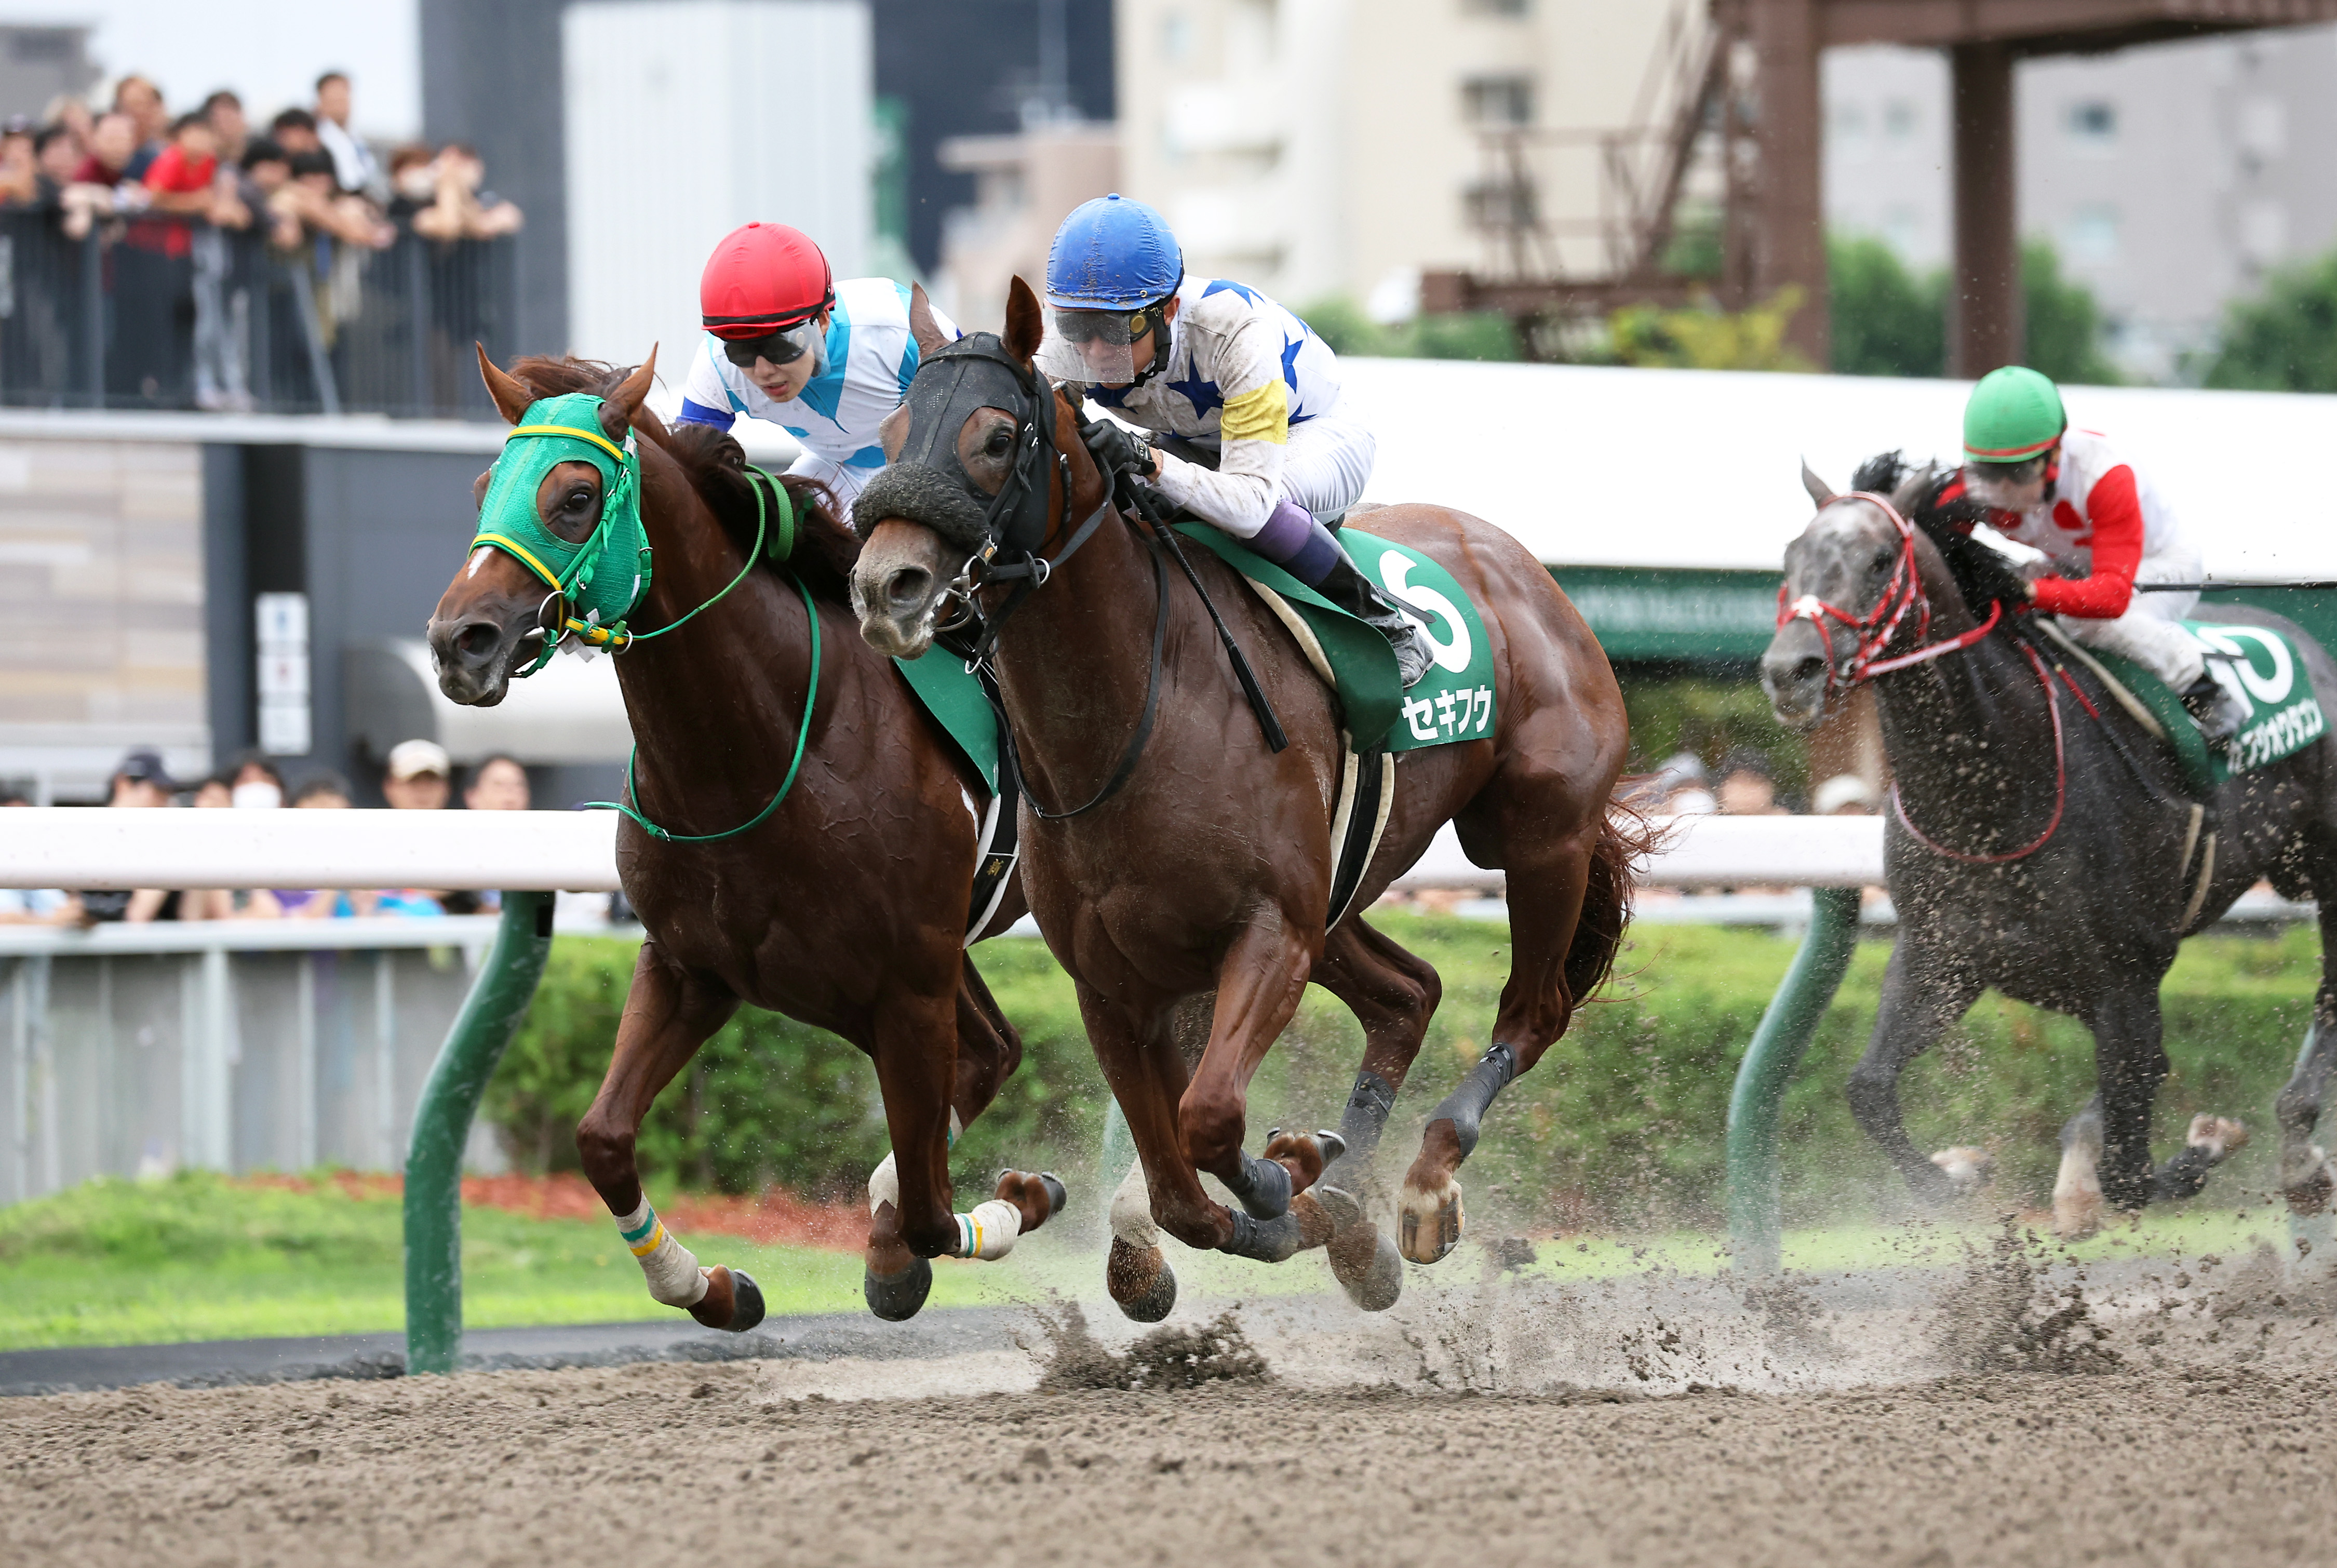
[469,392,651,657]
[1963,366,2065,464]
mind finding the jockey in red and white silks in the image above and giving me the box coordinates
[1941,425,2205,687]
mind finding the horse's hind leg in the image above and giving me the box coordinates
[1305,917,1439,1308]
[574,942,763,1331]
[2274,902,2337,1215]
[1846,940,1983,1207]
[1395,784,1609,1266]
[2088,984,2246,1214]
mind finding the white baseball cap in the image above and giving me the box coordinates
[385,739,452,781]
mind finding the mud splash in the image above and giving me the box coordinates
[1034,1303,1271,1392]
[1932,1216,2119,1374]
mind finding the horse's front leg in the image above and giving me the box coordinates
[574,942,761,1331]
[1844,939,1983,1207]
[1183,912,1341,1262]
[862,979,1066,1323]
[2087,985,2246,1217]
[1082,985,1226,1318]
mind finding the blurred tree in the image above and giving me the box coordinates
[1297,299,1518,361]
[2021,240,2122,386]
[1829,235,1945,378]
[1824,235,2118,383]
[2201,250,2337,392]
[1607,288,1814,371]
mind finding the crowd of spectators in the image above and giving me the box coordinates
[0,742,549,928]
[0,70,521,409]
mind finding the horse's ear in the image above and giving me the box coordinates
[907,282,948,358]
[1800,460,1837,509]
[476,343,532,425]
[600,346,658,443]
[1003,275,1044,365]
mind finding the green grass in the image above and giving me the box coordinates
[0,1173,1035,1351]
[3,1169,2310,1351]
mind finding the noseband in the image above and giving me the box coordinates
[1775,490,2002,698]
[1779,490,2060,865]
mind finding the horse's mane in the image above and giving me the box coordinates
[503,355,862,604]
[1847,450,2029,618]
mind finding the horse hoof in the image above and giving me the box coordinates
[1929,1146,1994,1195]
[864,1256,933,1322]
[2188,1115,2248,1161]
[1220,1208,1304,1264]
[2052,1187,2104,1242]
[1398,1178,1462,1265]
[2284,1147,2336,1215]
[1325,1203,1403,1312]
[1108,1238,1176,1323]
[1291,1191,1336,1251]
[1039,1171,1069,1218]
[688,1266,766,1333]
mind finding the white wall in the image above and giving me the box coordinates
[563,0,872,374]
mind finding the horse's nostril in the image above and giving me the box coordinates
[885,567,931,610]
[1793,655,1825,681]
[457,622,502,659]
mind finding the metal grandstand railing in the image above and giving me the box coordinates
[0,210,517,419]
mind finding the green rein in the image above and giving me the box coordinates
[468,397,817,843]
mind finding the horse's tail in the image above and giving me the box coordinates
[1564,799,1658,1004]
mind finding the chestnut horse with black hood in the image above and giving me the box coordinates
[851,280,1637,1312]
[428,347,1061,1326]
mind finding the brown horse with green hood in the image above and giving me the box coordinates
[428,347,1064,1325]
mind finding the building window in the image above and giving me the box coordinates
[2067,101,2117,146]
[1162,11,1192,63]
[2065,205,2121,263]
[1830,102,1868,150]
[1881,98,1916,141]
[1463,74,1535,127]
[1465,178,1538,231]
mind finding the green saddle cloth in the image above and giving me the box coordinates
[893,654,998,794]
[2073,619,2326,793]
[1173,524,1497,753]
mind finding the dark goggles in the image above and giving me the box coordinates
[1052,307,1156,347]
[718,315,823,368]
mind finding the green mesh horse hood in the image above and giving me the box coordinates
[471,392,651,660]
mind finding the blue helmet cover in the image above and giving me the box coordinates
[1045,193,1183,310]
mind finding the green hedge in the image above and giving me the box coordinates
[484,917,2322,1228]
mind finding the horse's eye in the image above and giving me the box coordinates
[986,428,1011,455]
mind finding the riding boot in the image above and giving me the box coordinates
[1314,553,1435,689]
[2180,672,2248,753]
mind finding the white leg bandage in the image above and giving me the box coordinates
[868,1152,899,1216]
[1110,1158,1159,1250]
[615,1199,708,1308]
[952,1198,1023,1261]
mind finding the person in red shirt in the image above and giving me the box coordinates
[136,113,219,259]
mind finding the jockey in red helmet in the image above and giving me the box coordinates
[678,222,957,513]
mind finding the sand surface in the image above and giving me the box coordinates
[9,1234,2337,1567]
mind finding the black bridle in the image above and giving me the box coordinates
[898,334,1285,821]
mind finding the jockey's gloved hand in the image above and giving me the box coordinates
[1082,418,1154,481]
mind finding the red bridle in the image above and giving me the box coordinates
[1774,490,2002,697]
[1778,490,2061,864]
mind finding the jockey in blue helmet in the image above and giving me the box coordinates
[1039,194,1431,687]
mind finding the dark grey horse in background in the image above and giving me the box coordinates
[1762,454,2337,1236]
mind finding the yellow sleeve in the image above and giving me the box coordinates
[1217,378,1290,446]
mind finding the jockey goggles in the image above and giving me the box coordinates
[1960,453,2053,512]
[1035,302,1164,387]
[718,315,823,369]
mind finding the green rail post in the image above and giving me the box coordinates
[404,890,555,1374]
[1725,885,1862,1276]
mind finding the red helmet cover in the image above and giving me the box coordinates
[700,222,835,339]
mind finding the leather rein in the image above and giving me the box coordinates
[1779,490,2065,864]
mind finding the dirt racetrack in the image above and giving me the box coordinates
[9,1236,2337,1568]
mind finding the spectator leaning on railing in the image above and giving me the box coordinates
[387,143,522,242]
[112,75,168,181]
[313,71,379,200]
